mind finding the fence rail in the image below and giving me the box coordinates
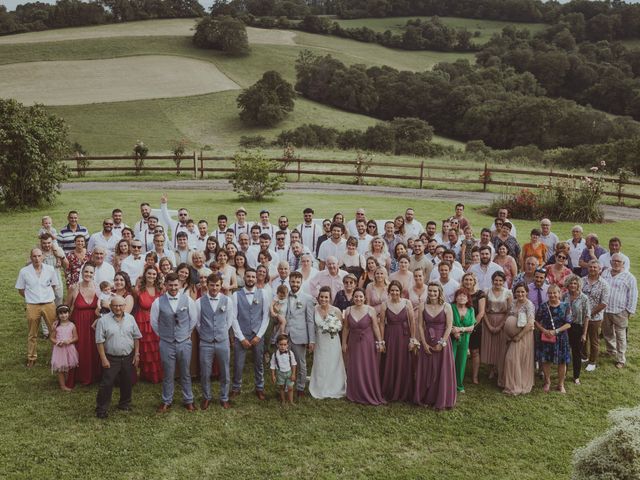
[63,154,640,203]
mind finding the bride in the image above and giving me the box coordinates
[309,286,347,399]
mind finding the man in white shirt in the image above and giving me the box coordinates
[110,208,128,239]
[308,256,346,300]
[257,210,277,246]
[317,223,347,270]
[159,193,191,250]
[88,218,118,263]
[424,221,442,244]
[491,207,517,238]
[567,225,586,275]
[151,233,175,267]
[277,216,291,245]
[230,207,253,240]
[136,216,162,252]
[435,261,459,303]
[539,218,558,261]
[271,262,291,290]
[173,232,195,266]
[297,208,322,255]
[347,208,366,237]
[237,233,251,256]
[212,214,229,246]
[354,219,372,255]
[272,231,289,264]
[133,202,152,235]
[468,246,504,292]
[92,247,116,288]
[16,248,59,367]
[230,269,270,399]
[430,250,464,283]
[120,240,145,284]
[194,220,209,251]
[599,237,631,272]
[246,234,278,269]
[404,208,423,238]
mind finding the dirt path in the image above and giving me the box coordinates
[62,180,640,221]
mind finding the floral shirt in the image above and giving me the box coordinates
[581,277,610,321]
[562,292,591,326]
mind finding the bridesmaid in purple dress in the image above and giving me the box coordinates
[380,280,417,402]
[414,282,457,410]
[342,288,386,405]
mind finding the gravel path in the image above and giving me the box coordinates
[62,180,640,221]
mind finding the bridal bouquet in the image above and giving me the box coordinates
[317,312,342,339]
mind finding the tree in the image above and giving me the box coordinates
[0,99,69,209]
[229,150,285,200]
[193,15,249,55]
[236,71,295,126]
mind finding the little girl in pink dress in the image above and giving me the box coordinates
[50,305,79,391]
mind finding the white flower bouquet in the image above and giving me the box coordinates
[316,312,342,339]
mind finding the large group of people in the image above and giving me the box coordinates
[15,197,638,417]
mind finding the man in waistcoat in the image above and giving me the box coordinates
[150,272,198,412]
[284,271,315,397]
[230,268,270,400]
[197,274,234,409]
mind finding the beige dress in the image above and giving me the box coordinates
[408,287,427,318]
[500,299,535,394]
[481,288,512,369]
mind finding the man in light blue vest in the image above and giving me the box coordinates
[285,271,316,397]
[150,272,198,412]
[197,273,234,410]
[230,268,270,400]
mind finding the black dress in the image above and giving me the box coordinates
[469,290,486,351]
[333,290,354,312]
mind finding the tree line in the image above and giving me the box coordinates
[0,0,204,35]
[293,51,639,151]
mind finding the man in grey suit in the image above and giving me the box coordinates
[197,273,234,410]
[231,268,270,400]
[285,271,316,397]
[150,272,198,412]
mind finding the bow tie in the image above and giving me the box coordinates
[209,296,219,301]
[169,296,178,301]
[304,225,312,228]
[289,294,297,299]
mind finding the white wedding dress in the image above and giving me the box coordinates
[309,309,347,399]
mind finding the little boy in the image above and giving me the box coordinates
[270,334,297,405]
[39,216,58,246]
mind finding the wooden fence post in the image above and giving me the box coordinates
[297,159,301,182]
[192,152,196,178]
[198,151,203,179]
[482,162,489,192]
[419,161,424,189]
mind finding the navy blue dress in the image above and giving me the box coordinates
[535,301,571,364]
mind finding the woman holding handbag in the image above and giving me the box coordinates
[535,284,572,393]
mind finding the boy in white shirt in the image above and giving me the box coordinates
[270,334,297,405]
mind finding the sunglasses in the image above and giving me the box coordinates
[535,267,547,274]
[556,255,567,260]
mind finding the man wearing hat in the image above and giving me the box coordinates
[230,207,253,240]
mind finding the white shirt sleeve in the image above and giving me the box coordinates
[150,297,160,335]
[256,293,270,339]
[230,292,245,342]
[194,297,202,331]
[225,294,235,331]
[187,296,198,332]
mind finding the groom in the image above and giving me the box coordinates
[285,271,315,397]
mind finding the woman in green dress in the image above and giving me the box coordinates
[451,288,476,393]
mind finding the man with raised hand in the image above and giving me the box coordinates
[159,193,191,250]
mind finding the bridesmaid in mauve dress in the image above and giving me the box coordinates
[481,271,512,380]
[414,282,456,410]
[342,289,386,405]
[365,267,389,319]
[380,281,416,402]
[67,263,100,387]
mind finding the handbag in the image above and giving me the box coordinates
[540,304,557,344]
[516,310,528,328]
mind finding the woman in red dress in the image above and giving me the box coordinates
[134,265,163,383]
[67,262,100,386]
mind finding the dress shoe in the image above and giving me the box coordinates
[200,399,210,410]
[184,403,197,412]
[255,389,266,401]
[26,360,36,368]
[156,403,171,413]
[220,401,231,409]
[230,390,241,399]
[117,405,132,411]
[96,411,108,419]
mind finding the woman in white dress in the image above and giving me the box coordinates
[309,286,347,399]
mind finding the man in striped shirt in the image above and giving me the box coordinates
[601,254,638,368]
[56,210,89,254]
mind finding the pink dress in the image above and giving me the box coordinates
[51,322,79,373]
[366,284,388,317]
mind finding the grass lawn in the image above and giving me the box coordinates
[1,189,639,479]
[333,16,546,44]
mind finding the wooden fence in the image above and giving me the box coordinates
[64,153,640,203]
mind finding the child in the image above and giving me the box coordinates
[97,281,113,316]
[270,334,297,405]
[38,216,59,246]
[460,226,476,270]
[50,305,79,391]
[271,284,289,337]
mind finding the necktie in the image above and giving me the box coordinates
[294,256,300,270]
[537,287,543,308]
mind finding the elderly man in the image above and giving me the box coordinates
[578,234,606,276]
[491,207,517,238]
[468,246,504,292]
[57,210,90,254]
[601,254,638,368]
[512,256,538,290]
[95,295,142,419]
[309,256,345,300]
[91,247,115,288]
[539,219,558,261]
[317,223,347,270]
[582,260,610,372]
[16,248,59,367]
[567,225,586,275]
[271,261,291,289]
[39,233,65,306]
[151,272,199,412]
[284,271,315,397]
[88,218,119,264]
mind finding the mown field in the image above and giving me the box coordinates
[0,189,639,479]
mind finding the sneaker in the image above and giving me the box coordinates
[585,363,596,372]
[581,358,589,363]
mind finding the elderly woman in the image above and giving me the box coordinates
[546,248,572,291]
[500,282,535,395]
[535,284,571,393]
[563,274,591,385]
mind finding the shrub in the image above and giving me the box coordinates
[0,99,69,209]
[572,406,640,479]
[363,123,395,152]
[133,140,148,175]
[192,15,249,55]
[275,124,338,148]
[336,129,365,150]
[72,141,89,177]
[239,135,268,148]
[171,138,188,174]
[229,150,285,200]
[237,71,295,126]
